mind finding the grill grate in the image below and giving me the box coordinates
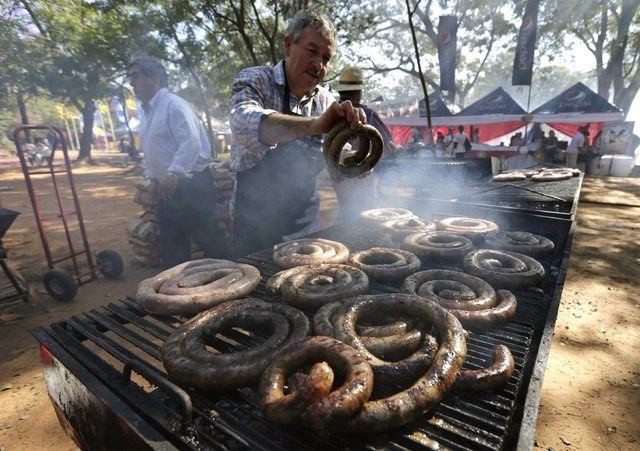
[34,209,574,450]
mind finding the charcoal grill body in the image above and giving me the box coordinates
[0,207,29,303]
[32,201,576,450]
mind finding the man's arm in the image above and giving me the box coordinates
[258,101,365,145]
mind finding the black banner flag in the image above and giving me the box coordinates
[512,0,540,86]
[437,15,458,92]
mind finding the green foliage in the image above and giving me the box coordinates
[1,0,638,143]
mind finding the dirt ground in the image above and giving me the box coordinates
[0,160,638,450]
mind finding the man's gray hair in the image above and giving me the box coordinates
[129,57,168,88]
[287,9,336,44]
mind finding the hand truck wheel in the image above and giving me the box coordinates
[43,268,78,302]
[97,249,124,279]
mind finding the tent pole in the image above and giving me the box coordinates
[524,84,532,146]
[405,0,433,145]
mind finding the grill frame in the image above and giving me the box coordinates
[32,202,576,451]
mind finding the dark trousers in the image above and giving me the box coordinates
[454,152,465,160]
[156,170,230,268]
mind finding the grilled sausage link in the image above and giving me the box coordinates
[272,238,349,269]
[455,344,515,391]
[312,301,423,361]
[404,270,517,330]
[262,361,335,424]
[463,249,545,289]
[437,217,499,244]
[332,294,465,397]
[137,259,260,316]
[259,336,374,429]
[449,289,518,330]
[334,294,467,432]
[403,269,496,311]
[485,231,555,258]
[403,231,475,262]
[266,264,369,311]
[161,298,310,392]
[324,121,384,181]
[380,216,437,243]
[347,247,421,283]
[360,208,416,225]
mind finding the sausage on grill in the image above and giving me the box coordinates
[312,301,423,361]
[403,270,517,330]
[485,231,555,258]
[161,298,310,392]
[455,344,515,391]
[448,290,518,331]
[403,232,475,262]
[347,247,421,283]
[273,238,349,269]
[360,208,416,225]
[380,216,437,243]
[463,249,545,289]
[266,264,369,311]
[259,336,374,429]
[437,217,499,244]
[137,259,260,316]
[333,294,467,432]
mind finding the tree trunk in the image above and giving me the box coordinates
[16,92,30,142]
[78,100,95,162]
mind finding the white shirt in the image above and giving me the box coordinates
[138,88,211,179]
[453,132,468,154]
[566,131,584,154]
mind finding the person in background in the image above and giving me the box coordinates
[472,127,481,144]
[229,9,366,256]
[528,128,544,162]
[409,127,424,146]
[452,125,469,160]
[332,66,393,222]
[543,130,559,163]
[565,126,585,168]
[435,131,445,157]
[443,126,456,157]
[128,57,230,268]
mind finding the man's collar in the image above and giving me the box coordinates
[147,87,168,109]
[275,60,319,100]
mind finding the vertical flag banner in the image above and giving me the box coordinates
[437,15,458,92]
[512,0,540,86]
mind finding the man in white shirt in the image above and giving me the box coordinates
[443,126,455,157]
[565,127,585,168]
[452,125,469,159]
[128,57,229,267]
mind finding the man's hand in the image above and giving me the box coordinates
[157,173,180,201]
[312,101,367,134]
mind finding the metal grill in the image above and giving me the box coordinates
[33,204,575,451]
[452,175,583,219]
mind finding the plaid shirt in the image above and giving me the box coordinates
[229,60,336,172]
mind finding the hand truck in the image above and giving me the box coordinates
[13,125,124,301]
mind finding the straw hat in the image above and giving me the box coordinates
[336,67,364,92]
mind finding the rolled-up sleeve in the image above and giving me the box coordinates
[230,68,278,171]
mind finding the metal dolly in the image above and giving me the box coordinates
[13,125,124,302]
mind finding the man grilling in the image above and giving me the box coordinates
[229,9,366,257]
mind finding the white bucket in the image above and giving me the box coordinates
[598,154,635,177]
[610,155,635,177]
